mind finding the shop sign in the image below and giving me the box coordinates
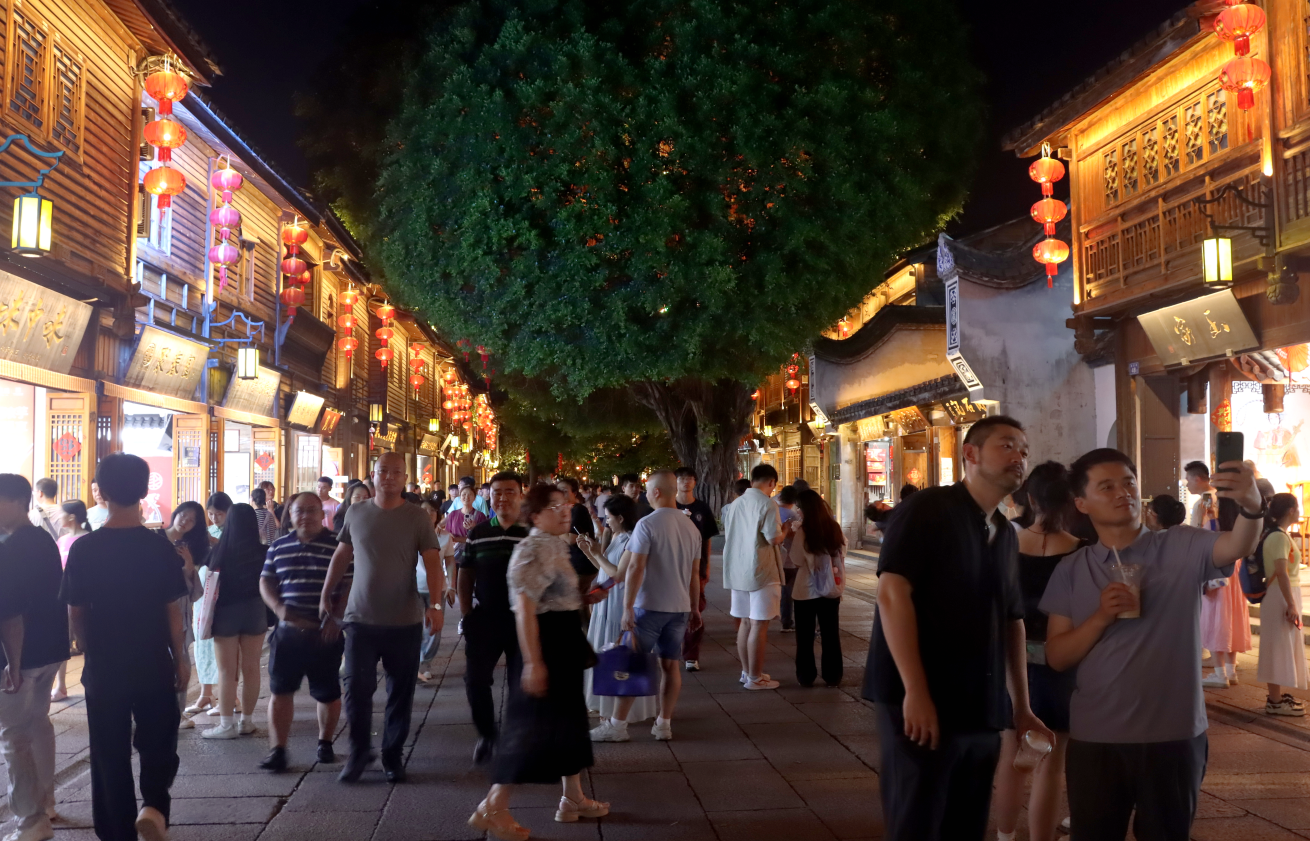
[222,366,281,419]
[420,433,442,454]
[0,272,93,374]
[124,326,208,401]
[318,408,344,436]
[889,406,929,435]
[942,397,988,425]
[373,427,397,447]
[1136,289,1258,367]
[856,415,885,441]
[286,391,326,429]
[53,432,80,462]
[254,451,275,471]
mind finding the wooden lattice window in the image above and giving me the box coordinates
[1162,115,1180,177]
[1103,147,1119,205]
[8,6,46,130]
[1184,101,1205,166]
[1121,138,1139,199]
[50,39,83,154]
[1206,91,1228,157]
[1141,126,1160,188]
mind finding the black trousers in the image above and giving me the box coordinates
[875,703,1001,841]
[463,608,521,740]
[84,677,180,841]
[793,597,842,686]
[343,623,422,762]
[1066,734,1208,841]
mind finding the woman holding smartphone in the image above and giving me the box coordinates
[1257,493,1308,716]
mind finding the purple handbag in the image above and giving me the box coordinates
[591,631,659,697]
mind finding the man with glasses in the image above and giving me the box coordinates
[457,472,528,764]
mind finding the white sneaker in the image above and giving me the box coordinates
[651,720,673,741]
[201,723,239,740]
[740,671,771,684]
[238,719,257,736]
[589,720,630,742]
[1201,672,1230,688]
[178,717,195,730]
[134,807,168,841]
[685,660,700,672]
[1266,696,1307,717]
[4,818,53,841]
[744,677,781,691]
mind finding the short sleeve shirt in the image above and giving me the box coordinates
[459,520,530,612]
[338,500,440,626]
[60,526,187,685]
[0,525,68,671]
[263,529,346,622]
[864,482,1024,733]
[1039,524,1226,743]
[1263,530,1300,586]
[445,509,489,560]
[507,529,581,615]
[677,498,719,577]
[627,506,702,613]
[721,488,783,592]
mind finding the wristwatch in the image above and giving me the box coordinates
[1238,500,1268,519]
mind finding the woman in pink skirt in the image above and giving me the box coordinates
[1201,497,1252,687]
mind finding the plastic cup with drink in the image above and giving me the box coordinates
[1013,730,1053,771]
[1110,546,1142,620]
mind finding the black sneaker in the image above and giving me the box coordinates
[259,746,288,773]
[316,741,336,764]
[382,756,407,783]
[473,737,494,765]
[337,751,374,783]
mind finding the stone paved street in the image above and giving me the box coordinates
[8,551,1310,840]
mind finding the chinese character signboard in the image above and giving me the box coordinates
[0,272,93,373]
[124,326,208,401]
[286,391,326,429]
[1136,290,1258,367]
[942,397,989,425]
[222,366,282,419]
[318,408,343,436]
[944,274,985,399]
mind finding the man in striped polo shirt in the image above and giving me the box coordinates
[258,493,351,773]
[457,471,528,765]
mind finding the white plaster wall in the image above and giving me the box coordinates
[1094,364,1116,449]
[837,424,863,545]
[959,266,1098,467]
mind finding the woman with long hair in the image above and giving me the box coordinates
[788,490,846,687]
[50,500,91,701]
[186,493,232,717]
[202,503,269,739]
[165,501,208,728]
[1257,493,1308,716]
[993,462,1081,841]
[333,481,371,533]
[468,485,608,839]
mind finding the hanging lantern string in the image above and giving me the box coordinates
[142,56,189,220]
[1212,1,1269,141]
[208,155,244,293]
[1028,142,1068,289]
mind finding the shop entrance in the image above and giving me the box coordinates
[120,401,206,525]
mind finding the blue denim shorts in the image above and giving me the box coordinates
[633,609,689,661]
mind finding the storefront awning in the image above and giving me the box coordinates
[828,375,967,426]
[212,405,282,428]
[102,382,208,415]
[0,359,96,394]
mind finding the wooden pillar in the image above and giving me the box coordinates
[1264,383,1286,414]
[1186,368,1209,415]
[1138,375,1180,500]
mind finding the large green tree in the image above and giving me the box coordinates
[365,0,982,508]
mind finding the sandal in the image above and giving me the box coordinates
[184,698,214,715]
[555,795,610,823]
[468,803,529,840]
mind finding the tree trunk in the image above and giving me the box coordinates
[631,378,754,515]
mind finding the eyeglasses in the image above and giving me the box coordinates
[546,502,570,512]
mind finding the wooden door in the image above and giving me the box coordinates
[1139,375,1181,500]
[46,393,93,503]
[253,427,278,497]
[173,415,209,507]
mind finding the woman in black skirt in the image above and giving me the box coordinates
[468,484,610,840]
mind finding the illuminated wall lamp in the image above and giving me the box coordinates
[428,417,439,433]
[369,402,384,424]
[1202,236,1234,287]
[236,346,260,380]
[11,192,52,256]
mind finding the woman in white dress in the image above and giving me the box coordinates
[1257,493,1309,716]
[577,494,658,724]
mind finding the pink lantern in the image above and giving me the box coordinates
[209,205,241,230]
[209,242,240,291]
[210,167,244,204]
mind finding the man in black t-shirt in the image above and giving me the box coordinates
[865,416,1050,841]
[62,454,189,841]
[456,471,527,764]
[674,467,719,671]
[0,474,68,841]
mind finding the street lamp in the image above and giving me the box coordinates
[236,346,259,380]
[428,417,439,433]
[369,402,384,424]
[11,192,51,256]
[1202,236,1234,286]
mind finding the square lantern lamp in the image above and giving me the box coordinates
[369,402,384,424]
[1202,236,1233,286]
[428,417,439,433]
[236,346,259,380]
[12,192,52,257]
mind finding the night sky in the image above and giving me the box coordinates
[172,0,1190,235]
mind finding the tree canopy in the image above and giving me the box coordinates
[372,0,984,399]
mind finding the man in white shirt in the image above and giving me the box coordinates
[1184,461,1217,530]
[721,464,785,690]
[28,478,59,541]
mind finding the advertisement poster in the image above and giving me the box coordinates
[143,455,174,526]
[0,382,34,481]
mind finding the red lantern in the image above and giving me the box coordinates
[144,68,188,115]
[410,373,426,392]
[785,378,800,391]
[411,343,426,355]
[338,314,355,331]
[409,357,425,372]
[280,286,305,307]
[297,270,313,287]
[1030,198,1067,236]
[375,326,394,343]
[338,336,358,355]
[443,400,454,410]
[375,347,393,368]
[280,257,307,277]
[1028,155,1065,197]
[1033,237,1070,286]
[444,369,456,383]
[751,390,760,400]
[143,167,186,209]
[1221,56,1272,110]
[142,120,186,159]
[340,287,359,308]
[281,224,308,254]
[1214,3,1265,57]
[376,303,396,322]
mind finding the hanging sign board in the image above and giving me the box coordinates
[318,408,344,436]
[0,273,93,374]
[286,391,326,430]
[1136,289,1258,367]
[944,275,985,399]
[222,366,281,419]
[124,326,208,401]
[942,396,989,425]
[890,406,929,435]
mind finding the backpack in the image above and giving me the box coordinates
[1239,527,1275,605]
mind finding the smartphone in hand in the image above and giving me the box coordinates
[1215,431,1243,473]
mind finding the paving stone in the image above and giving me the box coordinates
[1190,815,1308,840]
[709,807,839,841]
[373,780,486,841]
[795,702,878,737]
[1205,772,1310,800]
[1196,789,1252,820]
[170,772,303,799]
[682,759,803,811]
[776,687,857,705]
[169,796,281,825]
[739,722,873,781]
[172,825,265,841]
[1239,798,1310,828]
[589,737,679,773]
[791,777,884,839]
[709,691,810,724]
[261,810,381,841]
[282,774,396,812]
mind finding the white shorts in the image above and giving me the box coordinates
[730,584,783,621]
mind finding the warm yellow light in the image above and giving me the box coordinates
[1202,236,1233,285]
[12,193,52,256]
[369,402,384,423]
[429,417,439,433]
[236,346,259,380]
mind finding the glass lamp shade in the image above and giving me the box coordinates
[1203,236,1234,285]
[369,402,384,423]
[12,193,52,256]
[236,346,259,380]
[429,417,439,433]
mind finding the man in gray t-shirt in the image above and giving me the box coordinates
[588,470,701,744]
[1042,449,1261,840]
[321,453,443,783]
